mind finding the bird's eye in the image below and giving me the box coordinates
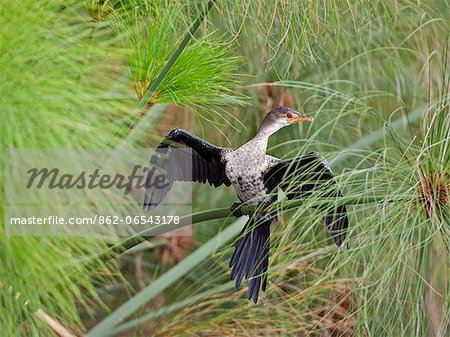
[286,112,293,118]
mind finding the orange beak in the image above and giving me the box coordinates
[286,115,314,124]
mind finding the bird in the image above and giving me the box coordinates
[143,106,348,303]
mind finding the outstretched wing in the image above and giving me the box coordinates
[143,129,231,211]
[264,151,348,246]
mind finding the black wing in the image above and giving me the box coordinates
[143,129,231,211]
[264,151,348,246]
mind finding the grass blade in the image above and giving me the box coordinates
[111,0,217,143]
[87,217,246,337]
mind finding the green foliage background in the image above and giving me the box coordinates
[1,0,449,336]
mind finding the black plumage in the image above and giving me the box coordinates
[264,152,348,246]
[229,214,271,303]
[144,106,349,303]
[143,129,231,211]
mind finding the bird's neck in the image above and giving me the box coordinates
[245,124,279,153]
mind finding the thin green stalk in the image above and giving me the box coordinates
[110,0,217,145]
[120,208,232,251]
[111,246,339,335]
[115,194,408,252]
[87,217,246,337]
[330,104,427,165]
[137,0,217,111]
[110,283,234,335]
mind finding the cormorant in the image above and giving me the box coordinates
[144,106,348,303]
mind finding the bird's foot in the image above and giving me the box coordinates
[230,202,244,218]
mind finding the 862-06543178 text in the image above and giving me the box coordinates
[9,215,180,226]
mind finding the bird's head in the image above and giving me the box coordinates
[259,106,314,135]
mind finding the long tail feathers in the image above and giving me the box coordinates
[229,215,271,303]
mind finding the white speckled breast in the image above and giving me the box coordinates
[223,141,278,205]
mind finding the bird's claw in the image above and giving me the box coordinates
[230,202,244,218]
